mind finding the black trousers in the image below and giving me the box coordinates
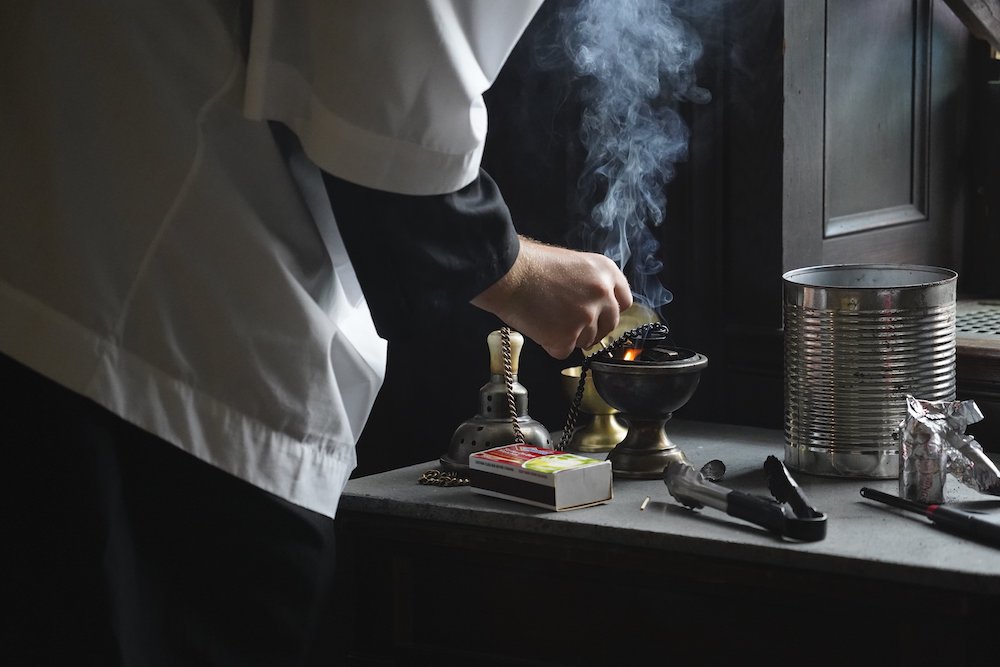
[1,354,340,666]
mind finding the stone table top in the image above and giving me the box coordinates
[340,419,1000,594]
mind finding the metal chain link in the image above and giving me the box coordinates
[418,469,469,487]
[501,326,525,445]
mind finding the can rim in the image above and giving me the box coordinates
[782,263,957,289]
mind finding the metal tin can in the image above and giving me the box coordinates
[783,264,957,478]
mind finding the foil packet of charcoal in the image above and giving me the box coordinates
[898,395,1000,503]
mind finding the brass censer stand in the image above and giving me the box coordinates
[559,366,627,453]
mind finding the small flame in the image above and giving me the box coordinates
[623,348,642,361]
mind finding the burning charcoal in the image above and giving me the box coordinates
[616,345,696,363]
[641,346,686,363]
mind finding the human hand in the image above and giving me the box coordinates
[471,236,633,359]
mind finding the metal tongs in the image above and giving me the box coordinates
[663,455,827,541]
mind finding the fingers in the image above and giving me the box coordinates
[593,300,622,346]
[614,276,634,313]
[574,323,599,353]
[577,254,629,350]
[553,256,632,355]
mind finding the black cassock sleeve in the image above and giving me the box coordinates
[323,169,520,340]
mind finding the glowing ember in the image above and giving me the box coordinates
[623,348,642,361]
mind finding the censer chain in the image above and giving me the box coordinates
[417,469,469,487]
[501,325,525,445]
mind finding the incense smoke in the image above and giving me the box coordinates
[546,0,710,311]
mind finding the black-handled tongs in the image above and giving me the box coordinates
[663,455,827,541]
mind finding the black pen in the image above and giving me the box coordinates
[860,487,1000,549]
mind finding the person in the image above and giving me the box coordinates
[0,1,631,664]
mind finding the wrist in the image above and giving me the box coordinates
[471,235,534,316]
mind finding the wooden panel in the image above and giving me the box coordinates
[784,0,967,272]
[332,512,999,665]
[782,0,826,270]
[824,0,929,236]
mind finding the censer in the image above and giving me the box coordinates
[440,328,551,472]
[585,325,708,479]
